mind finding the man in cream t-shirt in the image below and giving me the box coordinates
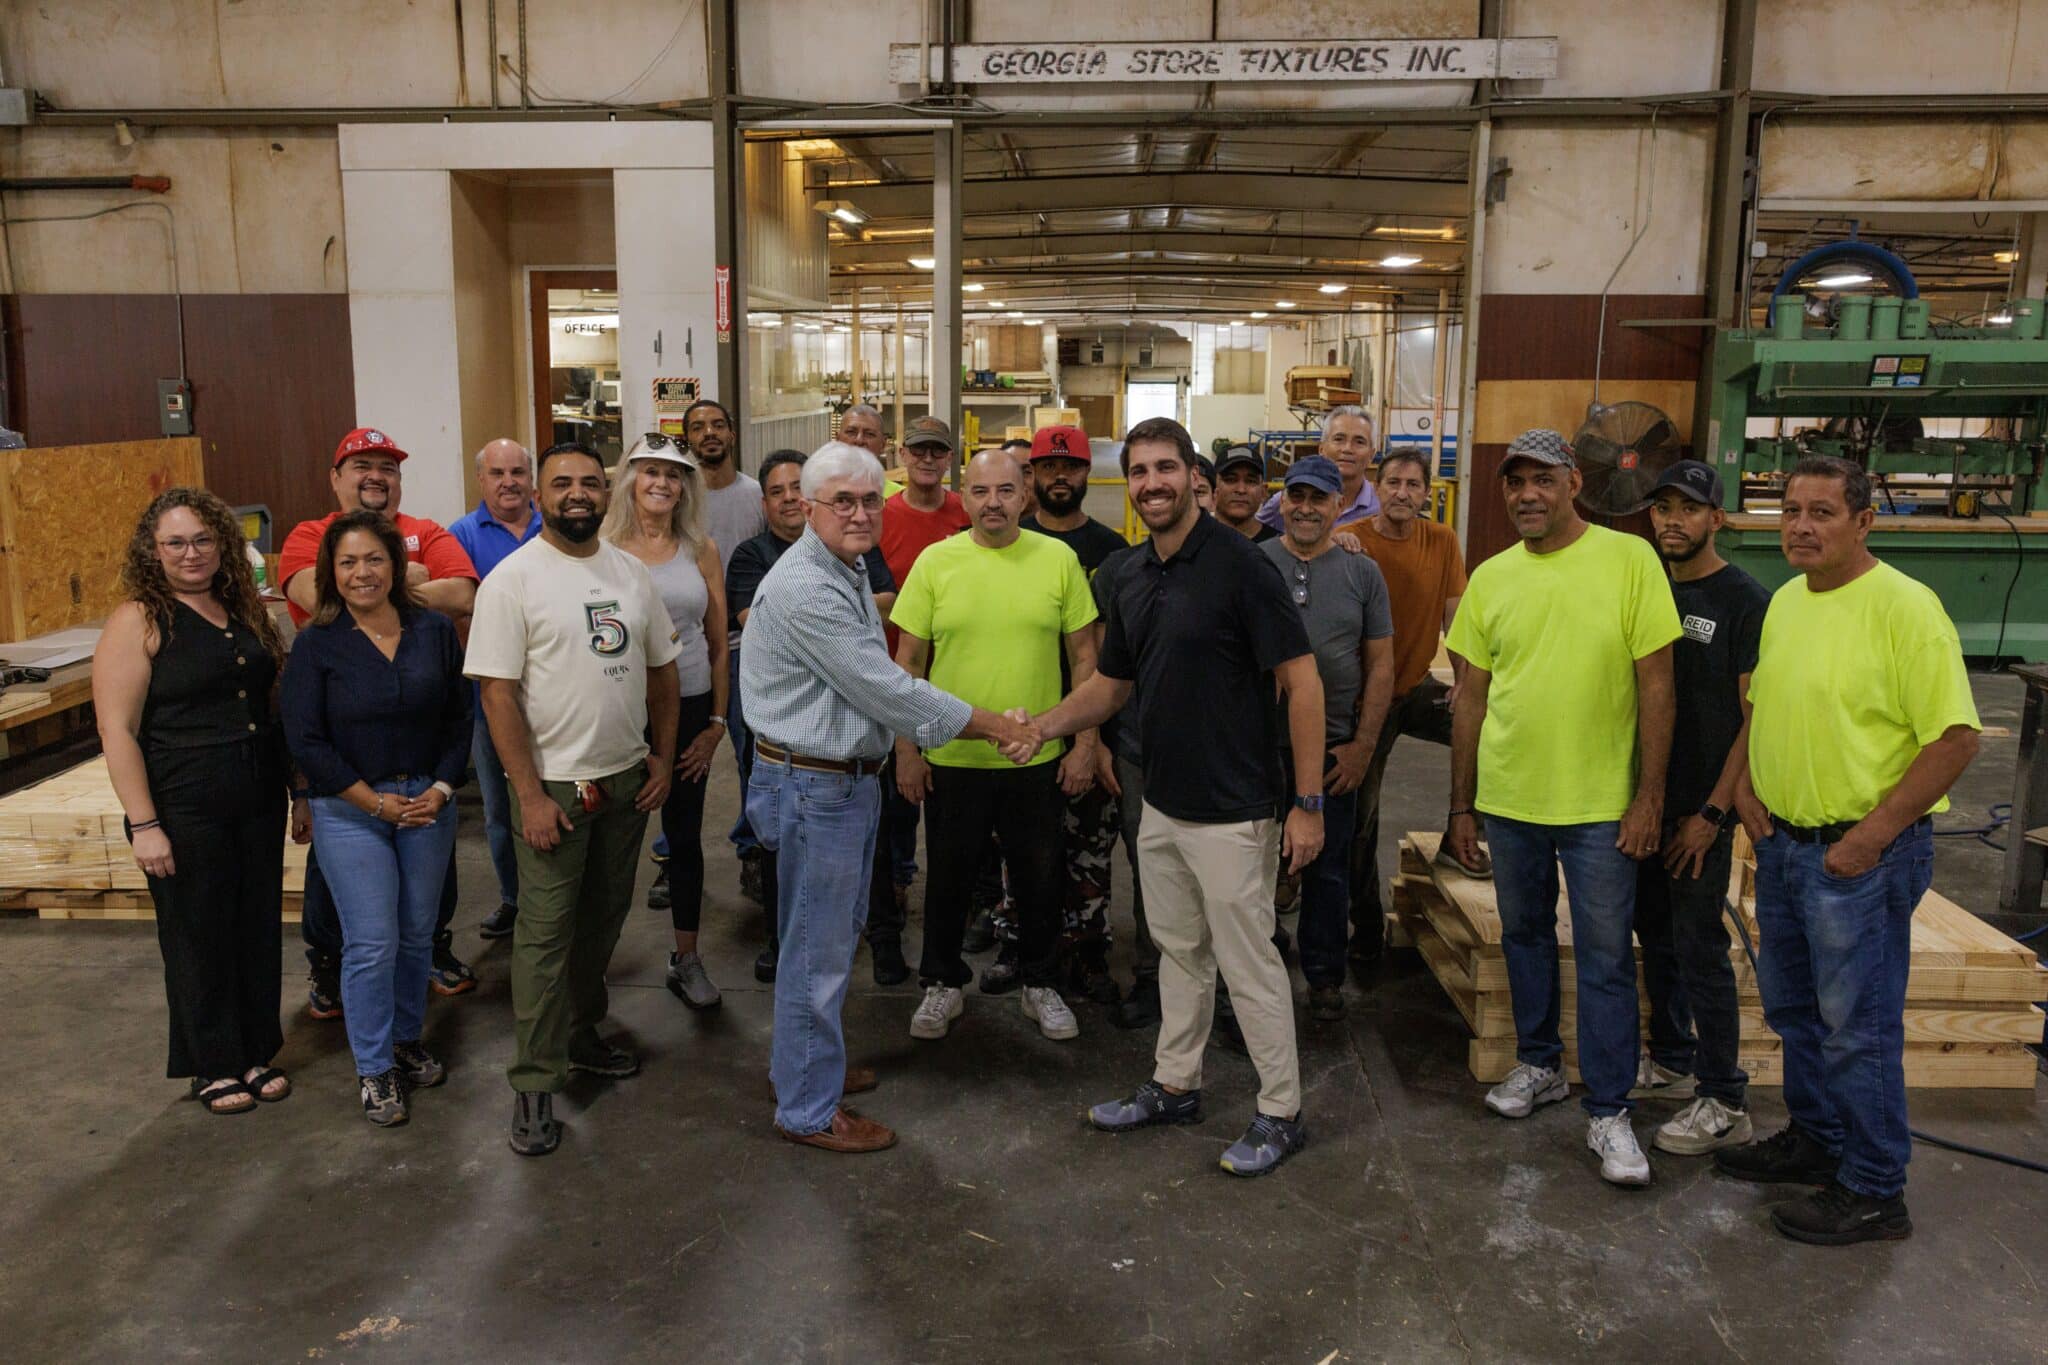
[466,441,683,1158]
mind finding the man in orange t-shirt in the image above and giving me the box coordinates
[867,415,971,980]
[1348,448,1473,969]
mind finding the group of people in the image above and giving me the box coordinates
[98,393,1978,1245]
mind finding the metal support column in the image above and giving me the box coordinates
[709,0,745,448]
[892,300,907,447]
[931,123,963,482]
[1694,0,1758,450]
[1453,118,1490,549]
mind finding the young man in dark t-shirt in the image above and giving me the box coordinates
[1032,418,1327,1178]
[1638,460,1771,1157]
[1021,425,1130,1002]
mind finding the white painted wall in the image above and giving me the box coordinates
[614,168,719,445]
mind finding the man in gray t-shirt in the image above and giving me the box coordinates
[683,398,766,575]
[1260,456,1394,1018]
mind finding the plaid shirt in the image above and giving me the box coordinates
[740,526,972,762]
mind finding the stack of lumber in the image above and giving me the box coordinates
[1390,831,2045,1090]
[0,756,305,920]
[1284,365,1362,409]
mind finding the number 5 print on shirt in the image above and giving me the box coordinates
[585,600,631,656]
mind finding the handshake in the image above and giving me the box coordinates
[990,707,1043,765]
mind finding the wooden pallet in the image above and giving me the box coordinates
[11,888,304,922]
[1393,833,2045,1090]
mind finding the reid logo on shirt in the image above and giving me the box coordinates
[1682,613,1716,644]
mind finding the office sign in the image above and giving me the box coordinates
[890,37,1556,85]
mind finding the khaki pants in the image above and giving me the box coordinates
[1137,802,1300,1117]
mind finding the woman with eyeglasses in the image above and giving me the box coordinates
[605,435,730,1009]
[94,488,297,1116]
[281,511,472,1127]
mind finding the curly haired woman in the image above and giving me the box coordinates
[93,487,298,1115]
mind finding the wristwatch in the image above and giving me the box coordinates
[1700,802,1731,829]
[1292,794,1325,813]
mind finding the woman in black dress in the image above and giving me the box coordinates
[93,487,296,1115]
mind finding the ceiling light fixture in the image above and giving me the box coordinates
[1815,271,1873,288]
[1995,250,2020,264]
[813,199,869,226]
[1230,319,1247,327]
[1274,300,1298,309]
[1380,253,1422,268]
[750,315,783,328]
[1005,310,1024,318]
[1249,311,1269,319]
[1318,283,1347,294]
[1990,310,2015,325]
[908,256,936,269]
[962,283,984,293]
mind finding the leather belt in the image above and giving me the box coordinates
[1773,820,1857,845]
[756,738,884,777]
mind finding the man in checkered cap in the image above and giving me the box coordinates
[1444,427,1681,1188]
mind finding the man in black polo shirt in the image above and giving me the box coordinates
[1031,416,1327,1178]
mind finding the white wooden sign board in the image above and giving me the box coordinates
[890,38,1557,85]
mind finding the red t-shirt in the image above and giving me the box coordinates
[279,511,479,625]
[879,490,969,654]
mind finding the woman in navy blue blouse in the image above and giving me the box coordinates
[282,511,473,1128]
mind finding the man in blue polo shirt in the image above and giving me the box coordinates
[450,438,541,939]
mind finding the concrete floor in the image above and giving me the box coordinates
[2,676,2043,1363]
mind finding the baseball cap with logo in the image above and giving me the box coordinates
[1499,428,1575,474]
[1282,454,1343,497]
[333,426,410,467]
[1214,444,1264,480]
[902,415,956,452]
[1029,424,1090,464]
[1648,459,1723,507]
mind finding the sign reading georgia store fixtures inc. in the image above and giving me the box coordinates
[889,37,1557,84]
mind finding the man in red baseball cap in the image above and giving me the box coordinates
[280,427,484,1014]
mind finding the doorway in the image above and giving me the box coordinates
[528,268,622,462]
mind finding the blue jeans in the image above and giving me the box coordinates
[727,649,761,856]
[747,756,882,1136]
[1485,815,1640,1116]
[472,700,519,908]
[1295,785,1360,989]
[310,777,459,1077]
[1754,820,1932,1200]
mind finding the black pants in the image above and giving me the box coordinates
[1350,677,1454,938]
[918,762,1063,989]
[1115,752,1159,984]
[866,755,908,947]
[143,739,287,1079]
[1636,822,1749,1107]
[658,691,716,933]
[302,824,456,967]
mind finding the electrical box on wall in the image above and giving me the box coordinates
[158,379,192,436]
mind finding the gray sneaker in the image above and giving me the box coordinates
[1485,1062,1568,1119]
[1588,1114,1652,1186]
[1219,1113,1307,1177]
[393,1041,445,1089]
[666,951,722,1011]
[1654,1096,1753,1156]
[910,985,965,1040]
[360,1069,408,1127]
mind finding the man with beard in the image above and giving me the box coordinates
[1447,428,1679,1188]
[1260,457,1394,1023]
[1625,460,1769,1155]
[280,428,482,1013]
[684,399,762,577]
[1020,425,1129,1002]
[1211,445,1275,541]
[1254,406,1380,535]
[896,447,1097,1043]
[1347,448,1478,975]
[1031,417,1326,1178]
[465,442,682,1157]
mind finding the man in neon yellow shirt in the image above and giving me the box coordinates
[892,447,1101,1043]
[1445,428,1679,1188]
[1718,455,1980,1245]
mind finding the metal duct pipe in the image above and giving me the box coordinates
[0,175,171,193]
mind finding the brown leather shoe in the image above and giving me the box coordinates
[777,1106,897,1153]
[765,1067,879,1102]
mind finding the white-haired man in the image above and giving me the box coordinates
[742,442,1039,1154]
[1254,406,1381,535]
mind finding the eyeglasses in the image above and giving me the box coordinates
[903,445,952,462]
[157,534,218,557]
[1291,559,1310,606]
[820,493,885,519]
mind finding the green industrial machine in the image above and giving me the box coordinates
[1705,293,2048,661]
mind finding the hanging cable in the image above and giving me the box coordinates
[1592,106,1660,406]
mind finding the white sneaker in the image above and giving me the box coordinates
[1022,985,1079,1040]
[909,985,964,1040]
[1653,1096,1753,1156]
[1629,1052,1693,1098]
[1485,1062,1568,1119]
[1588,1114,1652,1186]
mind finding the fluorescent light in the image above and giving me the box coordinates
[1318,283,1348,294]
[1230,319,1247,327]
[908,256,936,269]
[1990,311,2015,325]
[830,325,850,333]
[1995,250,2020,264]
[1380,253,1422,268]
[1816,271,1872,288]
[961,283,984,293]
[749,315,782,328]
[1275,300,1297,309]
[1249,311,1269,319]
[1005,310,1024,318]
[799,323,823,330]
[1018,318,1042,325]
[814,199,869,226]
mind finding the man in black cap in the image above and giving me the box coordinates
[1635,459,1771,1156]
[1210,445,1276,541]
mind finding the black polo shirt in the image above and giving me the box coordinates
[1097,511,1311,824]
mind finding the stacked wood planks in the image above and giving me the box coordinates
[0,756,305,920]
[1390,831,2045,1090]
